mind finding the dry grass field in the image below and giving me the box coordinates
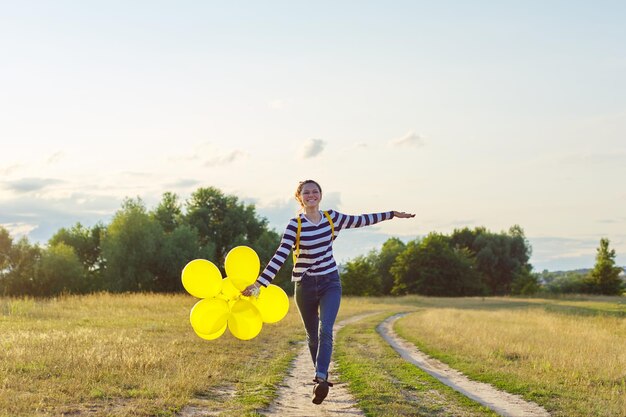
[1,293,624,416]
[394,297,626,417]
[1,293,301,416]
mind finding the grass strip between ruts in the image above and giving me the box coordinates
[334,312,498,417]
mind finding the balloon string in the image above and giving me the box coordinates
[231,288,260,303]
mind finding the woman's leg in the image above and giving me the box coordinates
[294,271,342,381]
[294,278,320,366]
[314,270,342,381]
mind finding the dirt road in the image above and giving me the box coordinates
[377,313,550,417]
[262,313,376,416]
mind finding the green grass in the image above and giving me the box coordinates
[392,294,626,317]
[334,312,498,417]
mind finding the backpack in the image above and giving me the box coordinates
[293,211,334,264]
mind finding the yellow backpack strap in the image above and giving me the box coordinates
[293,215,301,264]
[323,211,334,241]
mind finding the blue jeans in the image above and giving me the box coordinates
[294,270,342,381]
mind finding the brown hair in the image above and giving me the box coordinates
[294,180,322,209]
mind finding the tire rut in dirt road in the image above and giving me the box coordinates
[263,312,381,417]
[377,313,551,417]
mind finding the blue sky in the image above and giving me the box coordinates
[1,1,625,271]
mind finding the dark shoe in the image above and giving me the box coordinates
[312,376,334,387]
[312,380,329,404]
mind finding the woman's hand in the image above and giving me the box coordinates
[393,211,415,218]
[242,282,261,297]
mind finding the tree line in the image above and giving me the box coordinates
[1,186,623,297]
[341,232,624,297]
[341,226,537,296]
[0,187,292,297]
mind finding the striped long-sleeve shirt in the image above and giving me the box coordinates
[257,209,394,286]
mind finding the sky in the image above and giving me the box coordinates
[1,1,625,271]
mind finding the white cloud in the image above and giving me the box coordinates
[168,142,247,167]
[252,197,300,230]
[390,131,425,148]
[204,150,247,166]
[0,192,121,243]
[597,218,625,224]
[166,179,201,190]
[2,178,64,193]
[46,151,64,165]
[119,171,152,178]
[0,222,39,239]
[321,191,342,210]
[445,219,477,228]
[0,164,23,176]
[268,99,289,110]
[559,152,626,166]
[300,139,326,159]
[168,154,200,163]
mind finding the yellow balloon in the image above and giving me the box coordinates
[253,284,289,323]
[181,259,223,299]
[216,292,238,309]
[227,299,263,341]
[193,323,227,341]
[190,298,230,336]
[224,246,260,291]
[220,277,241,302]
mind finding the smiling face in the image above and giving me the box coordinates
[295,180,322,211]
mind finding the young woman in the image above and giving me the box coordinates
[242,179,415,405]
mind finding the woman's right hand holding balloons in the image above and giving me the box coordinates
[242,281,261,297]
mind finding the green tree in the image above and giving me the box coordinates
[150,193,212,293]
[451,225,533,295]
[37,243,85,295]
[0,227,13,295]
[341,255,381,296]
[102,198,163,292]
[152,192,182,233]
[185,187,268,264]
[543,271,589,294]
[153,224,205,292]
[0,227,12,275]
[510,266,539,295]
[0,236,41,296]
[375,237,406,295]
[48,223,106,276]
[391,234,483,296]
[586,238,623,295]
[2,186,288,295]
[450,226,487,250]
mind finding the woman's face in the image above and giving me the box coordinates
[300,182,321,209]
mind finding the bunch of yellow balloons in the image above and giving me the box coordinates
[181,246,290,341]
